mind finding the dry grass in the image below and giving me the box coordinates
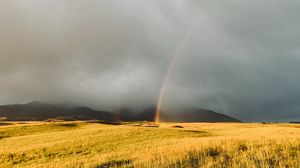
[0,122,299,168]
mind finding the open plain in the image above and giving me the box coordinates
[0,122,300,168]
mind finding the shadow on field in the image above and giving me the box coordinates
[0,136,8,140]
[89,121,159,127]
[96,159,133,168]
[0,123,13,126]
[169,147,227,168]
[88,121,122,125]
[180,130,207,134]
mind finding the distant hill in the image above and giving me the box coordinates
[0,101,115,121]
[118,106,241,122]
[161,106,241,122]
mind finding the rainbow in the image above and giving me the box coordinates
[154,22,199,123]
[154,54,177,123]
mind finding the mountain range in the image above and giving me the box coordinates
[0,101,241,122]
[0,101,114,121]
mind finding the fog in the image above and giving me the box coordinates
[1,0,300,121]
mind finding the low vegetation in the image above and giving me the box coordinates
[0,122,299,167]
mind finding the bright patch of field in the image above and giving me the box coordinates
[0,122,300,168]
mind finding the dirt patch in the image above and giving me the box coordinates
[172,125,184,128]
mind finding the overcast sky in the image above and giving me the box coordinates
[1,0,300,121]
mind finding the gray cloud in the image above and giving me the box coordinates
[1,0,300,121]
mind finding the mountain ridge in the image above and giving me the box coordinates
[0,101,115,121]
[0,101,241,122]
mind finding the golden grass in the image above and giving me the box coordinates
[0,122,299,168]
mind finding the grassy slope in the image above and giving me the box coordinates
[0,122,300,168]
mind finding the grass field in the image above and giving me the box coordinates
[0,121,300,168]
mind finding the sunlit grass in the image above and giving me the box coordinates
[0,122,300,167]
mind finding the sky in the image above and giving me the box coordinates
[0,0,300,122]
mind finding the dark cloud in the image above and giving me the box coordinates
[1,0,300,121]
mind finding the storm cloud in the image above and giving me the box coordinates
[1,0,300,121]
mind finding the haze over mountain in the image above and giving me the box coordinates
[1,1,300,122]
[0,102,240,122]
